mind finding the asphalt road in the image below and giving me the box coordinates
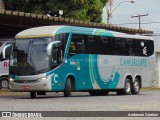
[0,90,160,119]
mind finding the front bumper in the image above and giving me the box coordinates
[9,78,52,92]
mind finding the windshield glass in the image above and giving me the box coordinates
[10,37,52,76]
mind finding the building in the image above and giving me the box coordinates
[0,10,153,38]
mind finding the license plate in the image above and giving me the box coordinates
[23,85,30,90]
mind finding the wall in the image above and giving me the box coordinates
[0,0,4,10]
[153,35,160,87]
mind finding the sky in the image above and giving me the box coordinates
[102,0,160,35]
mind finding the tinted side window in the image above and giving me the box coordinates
[69,34,113,55]
[145,40,154,56]
[53,33,69,52]
[53,33,69,63]
[113,38,127,55]
[136,39,154,57]
[125,39,137,56]
[68,34,154,57]
[86,36,112,55]
[69,34,85,56]
[99,36,112,55]
[87,35,97,54]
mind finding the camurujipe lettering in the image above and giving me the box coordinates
[120,58,147,67]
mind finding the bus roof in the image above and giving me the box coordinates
[15,25,153,40]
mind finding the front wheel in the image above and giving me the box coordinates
[0,77,9,89]
[64,78,71,97]
[131,78,140,94]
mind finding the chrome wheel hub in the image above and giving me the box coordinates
[125,82,131,93]
[134,81,140,92]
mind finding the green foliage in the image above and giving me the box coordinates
[3,0,108,22]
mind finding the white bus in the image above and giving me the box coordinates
[0,38,13,89]
[8,26,155,98]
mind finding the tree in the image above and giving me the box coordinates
[3,0,108,22]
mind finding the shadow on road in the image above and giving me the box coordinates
[0,91,145,100]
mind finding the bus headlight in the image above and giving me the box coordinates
[9,78,15,82]
[38,76,48,81]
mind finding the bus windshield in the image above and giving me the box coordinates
[10,37,52,75]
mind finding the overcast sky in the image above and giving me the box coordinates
[103,0,160,35]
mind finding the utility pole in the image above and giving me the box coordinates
[107,0,113,24]
[107,0,134,25]
[131,13,148,30]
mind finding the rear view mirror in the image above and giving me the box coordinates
[47,41,61,55]
[2,44,12,59]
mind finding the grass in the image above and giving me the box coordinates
[0,89,10,92]
[141,87,160,90]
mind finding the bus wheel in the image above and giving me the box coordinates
[131,78,140,94]
[64,78,71,97]
[123,79,132,95]
[117,79,131,95]
[0,77,9,89]
[30,92,36,98]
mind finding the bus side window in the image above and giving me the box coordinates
[87,36,95,54]
[53,33,69,59]
[68,34,85,57]
[145,40,154,56]
[135,40,146,56]
[99,36,112,55]
[136,40,154,57]
[69,42,76,54]
[126,39,136,56]
[113,38,127,55]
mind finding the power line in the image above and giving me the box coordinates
[113,21,160,25]
[131,13,148,29]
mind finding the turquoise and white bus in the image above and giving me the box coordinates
[8,26,155,98]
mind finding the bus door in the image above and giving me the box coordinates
[68,34,96,90]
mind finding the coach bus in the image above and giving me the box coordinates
[7,26,155,98]
[0,38,13,89]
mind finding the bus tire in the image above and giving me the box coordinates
[64,78,71,97]
[30,92,36,98]
[117,79,131,95]
[131,78,140,94]
[0,77,9,89]
[123,79,132,95]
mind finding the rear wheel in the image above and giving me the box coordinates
[0,77,9,89]
[64,78,71,97]
[131,78,140,94]
[117,79,131,95]
[30,92,36,98]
